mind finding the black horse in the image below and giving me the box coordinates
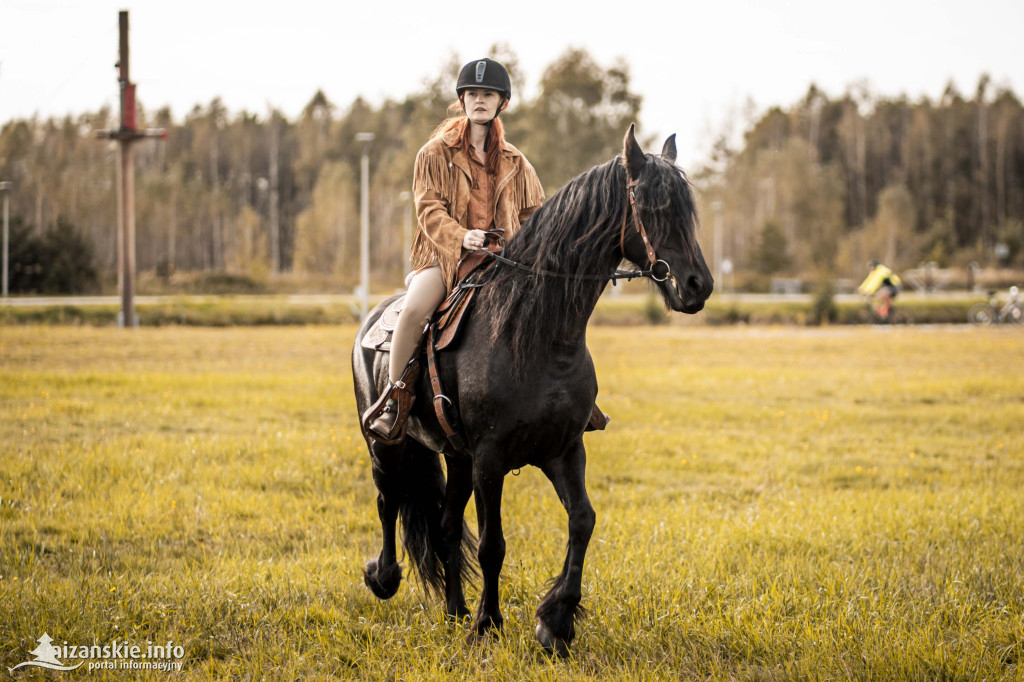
[351,124,713,655]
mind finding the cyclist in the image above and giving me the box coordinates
[858,260,902,323]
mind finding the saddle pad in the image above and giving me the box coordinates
[380,296,404,331]
[360,295,405,351]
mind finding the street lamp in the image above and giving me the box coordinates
[399,191,412,280]
[355,132,375,320]
[0,181,12,298]
[711,200,723,294]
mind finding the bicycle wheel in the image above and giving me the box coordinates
[1006,304,1024,324]
[968,303,995,325]
[892,309,913,325]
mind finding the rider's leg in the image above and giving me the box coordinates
[363,266,447,443]
[389,266,446,382]
[878,290,892,321]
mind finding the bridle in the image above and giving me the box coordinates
[620,174,672,283]
[482,169,673,284]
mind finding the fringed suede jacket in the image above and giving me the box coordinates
[410,126,545,293]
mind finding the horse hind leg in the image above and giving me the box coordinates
[441,454,476,620]
[363,440,405,600]
[535,441,596,657]
[469,462,506,640]
[364,437,449,600]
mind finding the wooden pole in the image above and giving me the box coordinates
[96,10,166,327]
[118,10,136,327]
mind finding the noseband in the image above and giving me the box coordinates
[620,175,671,283]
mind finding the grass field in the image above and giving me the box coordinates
[1,325,1023,680]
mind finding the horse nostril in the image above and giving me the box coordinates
[685,274,701,296]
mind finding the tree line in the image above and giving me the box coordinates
[0,46,638,292]
[698,76,1024,285]
[1,49,1021,294]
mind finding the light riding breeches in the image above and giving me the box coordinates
[388,265,447,383]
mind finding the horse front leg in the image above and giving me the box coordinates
[363,441,405,599]
[469,463,506,639]
[536,440,596,657]
[441,454,474,620]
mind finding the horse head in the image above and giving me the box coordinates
[621,124,713,313]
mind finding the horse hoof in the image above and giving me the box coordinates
[446,606,471,622]
[535,622,570,658]
[362,559,402,600]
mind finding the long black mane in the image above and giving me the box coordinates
[480,154,699,368]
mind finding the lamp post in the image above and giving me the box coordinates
[711,200,723,292]
[355,132,375,320]
[399,190,412,280]
[0,181,11,298]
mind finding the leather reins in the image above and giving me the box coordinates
[483,170,672,284]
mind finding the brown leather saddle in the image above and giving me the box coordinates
[361,248,496,354]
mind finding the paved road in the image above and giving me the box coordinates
[0,291,985,307]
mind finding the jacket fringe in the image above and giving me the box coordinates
[407,137,544,294]
[413,149,456,205]
[511,158,545,214]
[409,145,459,286]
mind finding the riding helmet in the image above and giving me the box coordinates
[456,58,512,101]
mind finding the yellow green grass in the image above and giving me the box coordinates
[1,325,1023,679]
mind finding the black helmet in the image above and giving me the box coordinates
[456,58,512,101]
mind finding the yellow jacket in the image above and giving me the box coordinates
[409,126,545,293]
[858,264,902,295]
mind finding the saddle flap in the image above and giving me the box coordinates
[360,295,405,351]
[380,296,405,331]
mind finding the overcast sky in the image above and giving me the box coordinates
[2,0,1022,168]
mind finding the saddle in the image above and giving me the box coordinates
[360,248,496,354]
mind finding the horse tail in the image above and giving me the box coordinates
[398,442,447,596]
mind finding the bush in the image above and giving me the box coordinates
[40,218,99,293]
[5,216,99,294]
[810,281,838,325]
[644,292,668,325]
[6,216,47,293]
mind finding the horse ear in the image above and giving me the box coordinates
[661,134,677,163]
[623,123,646,178]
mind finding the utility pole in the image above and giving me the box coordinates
[96,11,166,328]
[1,181,11,297]
[399,190,412,279]
[355,132,375,320]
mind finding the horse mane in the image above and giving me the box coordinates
[480,159,625,367]
[480,153,699,370]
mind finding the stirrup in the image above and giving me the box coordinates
[362,360,420,445]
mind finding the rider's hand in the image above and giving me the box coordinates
[463,229,487,251]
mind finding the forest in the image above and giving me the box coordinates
[1,45,1021,293]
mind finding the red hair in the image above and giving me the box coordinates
[432,100,506,175]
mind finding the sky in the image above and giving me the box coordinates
[2,0,1023,169]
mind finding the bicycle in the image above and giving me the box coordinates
[968,287,1023,325]
[860,286,912,324]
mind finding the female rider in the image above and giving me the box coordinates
[363,58,545,444]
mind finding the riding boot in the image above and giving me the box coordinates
[362,359,421,445]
